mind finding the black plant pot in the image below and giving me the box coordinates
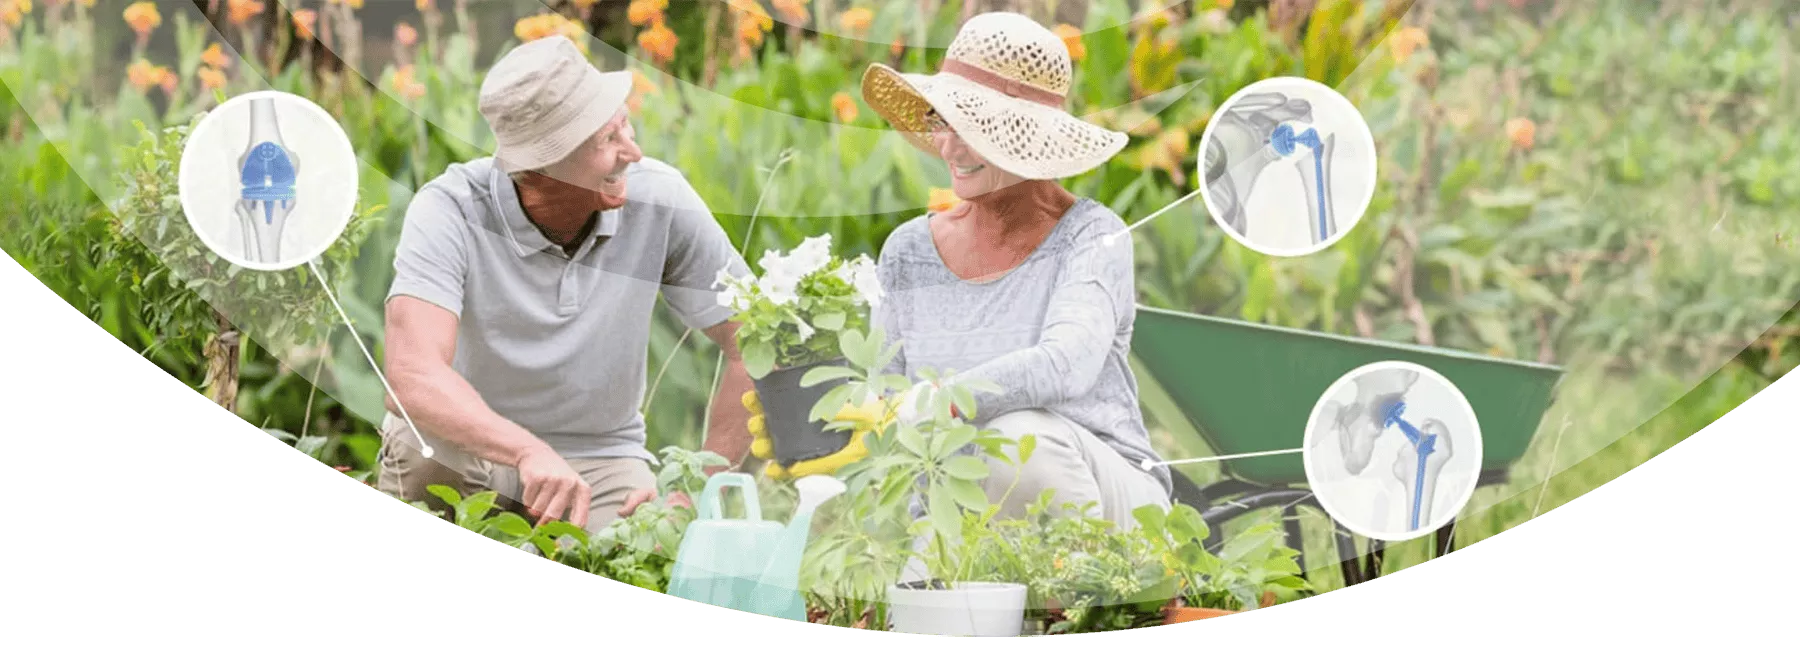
[753,358,854,467]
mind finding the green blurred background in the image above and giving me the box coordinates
[2,0,1796,591]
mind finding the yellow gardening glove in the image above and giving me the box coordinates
[743,390,887,480]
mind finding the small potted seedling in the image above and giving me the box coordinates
[1134,507,1309,623]
[716,234,882,468]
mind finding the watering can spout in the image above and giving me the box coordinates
[747,474,846,620]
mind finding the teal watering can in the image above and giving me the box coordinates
[666,473,845,621]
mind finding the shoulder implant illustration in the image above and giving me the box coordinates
[1203,92,1339,245]
[235,99,298,264]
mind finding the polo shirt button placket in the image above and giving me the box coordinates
[558,260,579,315]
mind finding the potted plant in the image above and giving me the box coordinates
[794,327,1036,636]
[1133,505,1310,623]
[716,234,881,468]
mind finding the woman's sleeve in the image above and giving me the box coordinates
[955,231,1132,417]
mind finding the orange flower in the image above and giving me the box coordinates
[771,0,807,25]
[1388,26,1428,63]
[890,36,904,57]
[733,0,772,31]
[292,9,316,40]
[830,91,858,123]
[415,0,433,11]
[515,13,588,52]
[1505,117,1536,151]
[626,69,657,113]
[158,68,179,95]
[927,188,961,212]
[637,19,677,64]
[126,59,162,93]
[395,21,417,47]
[390,65,426,100]
[201,43,230,69]
[227,0,263,26]
[325,0,362,9]
[627,0,666,27]
[197,66,227,91]
[1053,23,1084,61]
[123,2,161,38]
[838,7,872,35]
[737,20,764,48]
[571,0,598,9]
[1,4,22,29]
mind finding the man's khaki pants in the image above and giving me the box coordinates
[900,408,1171,583]
[374,414,654,534]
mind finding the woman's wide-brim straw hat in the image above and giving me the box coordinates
[861,12,1127,181]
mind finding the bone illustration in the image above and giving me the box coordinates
[1203,91,1341,246]
[1385,409,1453,532]
[234,98,298,264]
[1311,368,1419,475]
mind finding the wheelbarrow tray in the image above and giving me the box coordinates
[1131,306,1563,487]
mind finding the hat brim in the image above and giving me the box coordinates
[860,63,1127,181]
[494,70,634,173]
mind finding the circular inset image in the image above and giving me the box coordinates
[1303,361,1482,541]
[1197,77,1377,256]
[178,90,359,271]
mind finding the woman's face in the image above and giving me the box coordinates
[925,110,1024,200]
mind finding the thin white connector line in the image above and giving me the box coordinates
[1530,417,1574,519]
[308,259,435,459]
[1141,447,1303,470]
[1102,188,1206,247]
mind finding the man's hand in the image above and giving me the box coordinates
[516,447,591,528]
[745,391,883,479]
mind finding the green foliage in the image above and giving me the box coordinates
[110,119,378,353]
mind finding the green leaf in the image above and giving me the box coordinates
[944,455,989,480]
[1016,433,1037,465]
[425,484,462,508]
[742,340,775,379]
[928,485,961,541]
[946,477,989,510]
[1132,504,1167,538]
[490,512,532,537]
[1167,503,1209,544]
[896,425,928,456]
[809,383,854,423]
[814,310,846,331]
[800,364,860,387]
[838,328,871,369]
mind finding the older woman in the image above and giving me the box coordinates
[861,12,1170,528]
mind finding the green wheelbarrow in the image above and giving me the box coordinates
[1130,306,1565,586]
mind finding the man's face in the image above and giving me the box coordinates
[548,109,642,201]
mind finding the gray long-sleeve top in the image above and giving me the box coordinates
[875,198,1171,495]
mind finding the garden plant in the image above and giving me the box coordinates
[2,0,1797,633]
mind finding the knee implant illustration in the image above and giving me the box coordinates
[234,99,298,264]
[1312,368,1453,532]
[1203,92,1339,245]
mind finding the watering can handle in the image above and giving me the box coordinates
[697,472,762,522]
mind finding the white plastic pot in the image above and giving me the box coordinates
[886,582,1028,637]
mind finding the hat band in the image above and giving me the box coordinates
[940,59,1065,108]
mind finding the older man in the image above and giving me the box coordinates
[376,36,753,533]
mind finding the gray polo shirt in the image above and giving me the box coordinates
[388,157,748,461]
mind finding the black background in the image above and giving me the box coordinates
[3,248,1771,643]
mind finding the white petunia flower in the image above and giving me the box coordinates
[794,316,815,342]
[788,234,833,276]
[716,289,736,309]
[713,264,736,289]
[844,255,883,307]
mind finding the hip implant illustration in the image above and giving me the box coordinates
[1203,92,1339,245]
[234,99,299,264]
[1311,367,1454,532]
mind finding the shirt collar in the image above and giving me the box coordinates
[491,166,623,258]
